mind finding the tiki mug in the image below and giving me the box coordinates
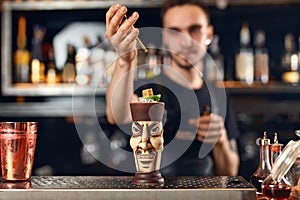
[129,102,165,186]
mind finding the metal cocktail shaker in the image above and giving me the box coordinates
[0,122,38,181]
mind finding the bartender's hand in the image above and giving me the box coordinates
[105,4,139,61]
[189,113,227,145]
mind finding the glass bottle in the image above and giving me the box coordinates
[14,16,30,83]
[270,132,283,166]
[205,34,224,82]
[46,45,57,84]
[262,140,300,199]
[137,44,160,80]
[75,35,93,85]
[136,48,147,80]
[281,33,297,72]
[62,43,77,83]
[250,132,272,194]
[262,175,291,200]
[158,47,171,70]
[30,24,46,83]
[254,30,269,84]
[286,156,300,187]
[146,44,160,78]
[281,33,299,84]
[235,22,254,85]
[285,130,300,187]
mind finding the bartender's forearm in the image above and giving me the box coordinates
[213,131,240,176]
[106,57,137,124]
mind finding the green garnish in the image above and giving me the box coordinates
[146,94,161,102]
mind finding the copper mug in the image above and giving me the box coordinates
[0,122,37,181]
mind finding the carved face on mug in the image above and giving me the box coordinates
[130,121,164,173]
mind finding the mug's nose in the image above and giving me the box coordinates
[138,125,148,150]
[138,138,148,150]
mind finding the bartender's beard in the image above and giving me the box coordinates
[170,53,195,70]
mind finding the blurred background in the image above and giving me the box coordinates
[0,0,300,181]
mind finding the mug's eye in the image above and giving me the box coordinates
[150,124,162,136]
[132,124,141,136]
[151,127,158,133]
[133,127,139,132]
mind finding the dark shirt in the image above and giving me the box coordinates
[134,73,240,176]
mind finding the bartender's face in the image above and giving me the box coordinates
[130,121,164,173]
[162,4,213,69]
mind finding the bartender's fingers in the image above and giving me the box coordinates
[197,126,225,144]
[197,129,221,139]
[110,27,135,48]
[188,115,211,127]
[117,28,139,50]
[197,134,220,144]
[106,4,121,25]
[109,28,138,61]
[117,12,139,34]
[190,114,225,143]
[105,5,127,38]
[189,114,224,128]
[108,12,139,45]
[198,121,223,132]
[197,123,222,137]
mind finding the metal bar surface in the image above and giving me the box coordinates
[0,176,256,200]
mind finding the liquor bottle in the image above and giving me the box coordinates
[46,45,57,84]
[136,48,147,80]
[14,16,30,83]
[30,24,46,83]
[254,30,269,84]
[282,33,296,71]
[146,44,160,78]
[269,132,282,166]
[158,47,171,70]
[235,23,254,85]
[75,36,92,85]
[205,34,224,82]
[281,33,299,84]
[250,132,272,194]
[89,40,106,87]
[137,44,160,80]
[62,44,77,83]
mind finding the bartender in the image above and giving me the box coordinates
[105,0,240,176]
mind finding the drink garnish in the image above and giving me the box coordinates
[139,88,161,102]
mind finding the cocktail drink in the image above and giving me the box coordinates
[129,89,165,186]
[0,122,37,181]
